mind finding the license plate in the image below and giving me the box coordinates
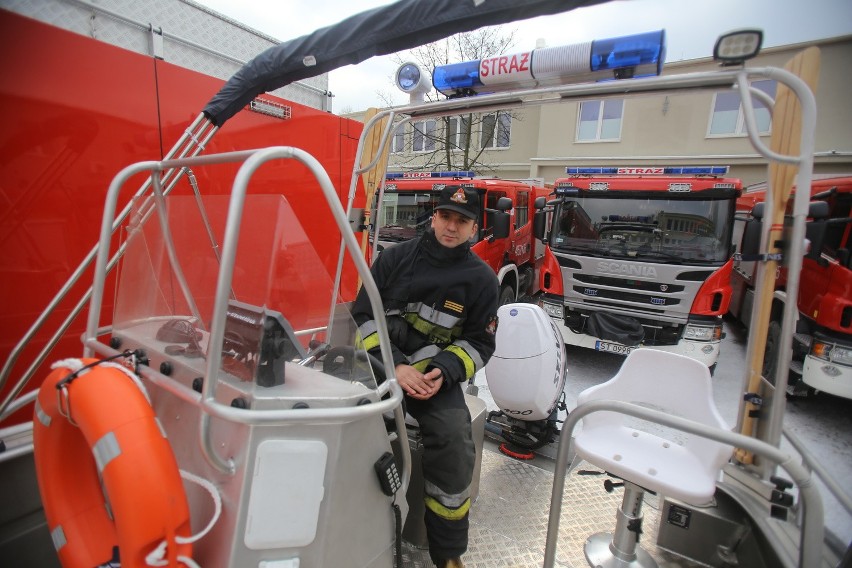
[595,340,634,355]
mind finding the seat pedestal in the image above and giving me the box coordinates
[585,482,658,568]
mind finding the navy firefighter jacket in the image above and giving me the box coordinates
[352,229,499,390]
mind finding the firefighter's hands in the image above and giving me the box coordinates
[395,364,443,400]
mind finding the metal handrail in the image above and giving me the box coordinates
[82,148,411,484]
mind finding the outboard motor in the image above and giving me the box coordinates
[484,303,568,458]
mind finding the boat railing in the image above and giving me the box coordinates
[80,146,411,481]
[0,113,218,420]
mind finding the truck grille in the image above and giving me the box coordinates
[573,286,681,307]
[573,273,684,293]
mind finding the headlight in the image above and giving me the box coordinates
[540,301,564,319]
[812,341,852,366]
[683,323,721,342]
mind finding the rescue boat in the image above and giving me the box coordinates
[1,2,850,567]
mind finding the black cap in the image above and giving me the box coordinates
[434,185,480,221]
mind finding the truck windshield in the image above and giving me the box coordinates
[550,195,735,264]
[376,191,440,241]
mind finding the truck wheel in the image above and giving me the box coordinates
[498,285,515,306]
[763,320,782,386]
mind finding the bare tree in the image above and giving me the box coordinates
[387,26,521,174]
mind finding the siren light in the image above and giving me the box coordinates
[431,29,666,97]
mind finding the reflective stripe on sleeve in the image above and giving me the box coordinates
[407,344,442,372]
[445,339,485,380]
[356,320,380,351]
[453,339,485,371]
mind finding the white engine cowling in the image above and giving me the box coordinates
[484,303,567,421]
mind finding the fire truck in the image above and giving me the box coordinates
[730,175,852,399]
[536,166,743,370]
[372,171,548,304]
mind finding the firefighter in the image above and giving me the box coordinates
[353,184,499,568]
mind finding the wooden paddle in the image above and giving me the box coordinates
[735,47,821,464]
[357,108,391,288]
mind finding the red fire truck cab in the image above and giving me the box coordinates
[536,166,743,371]
[371,171,548,304]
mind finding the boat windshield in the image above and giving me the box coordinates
[550,194,736,264]
[112,193,381,389]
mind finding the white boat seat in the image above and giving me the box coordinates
[572,348,733,568]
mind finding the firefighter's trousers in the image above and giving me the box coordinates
[406,383,475,560]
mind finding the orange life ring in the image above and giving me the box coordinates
[33,358,192,568]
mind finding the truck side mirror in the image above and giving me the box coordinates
[490,210,511,240]
[534,196,547,210]
[740,217,762,256]
[533,209,547,241]
[495,196,513,212]
[804,201,830,260]
[738,202,765,256]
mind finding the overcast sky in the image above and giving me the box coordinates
[194,0,852,112]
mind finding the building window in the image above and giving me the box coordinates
[708,79,777,136]
[448,116,471,150]
[413,119,436,152]
[391,124,405,153]
[577,99,623,142]
[480,112,511,149]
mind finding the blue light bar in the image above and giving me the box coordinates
[554,183,579,196]
[436,170,476,178]
[431,60,483,96]
[432,30,665,97]
[590,30,666,79]
[386,170,476,180]
[565,166,730,175]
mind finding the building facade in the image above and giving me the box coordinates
[359,35,851,188]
